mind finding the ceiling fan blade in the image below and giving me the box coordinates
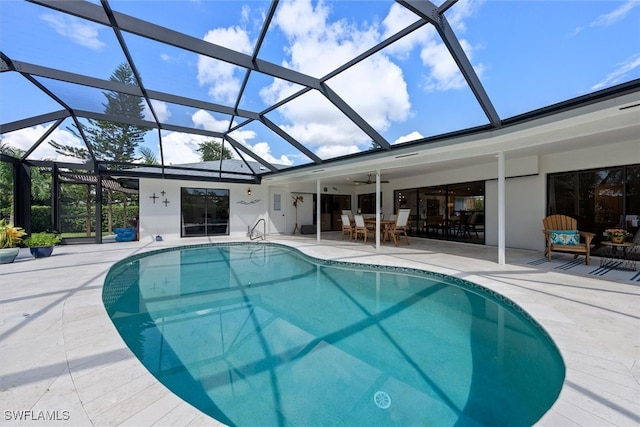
[353,178,390,184]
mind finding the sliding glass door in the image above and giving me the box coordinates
[181,188,229,237]
[394,181,485,244]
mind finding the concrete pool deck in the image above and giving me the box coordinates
[1,235,638,426]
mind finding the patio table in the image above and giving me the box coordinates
[364,219,397,243]
[600,241,636,270]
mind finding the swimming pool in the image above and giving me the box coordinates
[103,242,564,426]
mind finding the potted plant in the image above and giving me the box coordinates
[604,228,631,244]
[23,231,62,258]
[0,219,26,264]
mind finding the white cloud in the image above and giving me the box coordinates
[446,0,485,33]
[257,0,485,161]
[192,110,231,133]
[274,0,382,78]
[272,0,331,40]
[145,100,171,122]
[160,53,177,62]
[228,129,293,165]
[592,54,640,91]
[315,144,360,159]
[393,131,424,144]
[571,0,638,36]
[591,0,638,28]
[3,125,86,163]
[187,0,482,164]
[159,131,204,165]
[197,26,252,104]
[160,110,295,166]
[241,4,251,23]
[40,14,105,51]
[420,39,483,92]
[251,141,293,165]
[382,3,431,59]
[260,0,415,158]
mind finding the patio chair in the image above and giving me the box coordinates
[465,212,483,238]
[542,214,595,265]
[342,210,354,224]
[353,215,374,242]
[340,214,353,240]
[388,209,411,246]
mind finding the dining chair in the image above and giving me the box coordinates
[353,215,373,242]
[342,209,354,224]
[389,209,411,246]
[340,214,353,240]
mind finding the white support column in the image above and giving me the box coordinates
[498,151,506,265]
[375,170,381,251]
[317,180,321,242]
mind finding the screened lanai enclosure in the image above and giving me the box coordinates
[1,0,639,242]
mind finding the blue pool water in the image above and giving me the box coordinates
[103,243,564,426]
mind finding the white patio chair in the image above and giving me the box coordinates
[340,214,353,240]
[353,214,373,242]
[388,209,411,246]
[342,209,354,224]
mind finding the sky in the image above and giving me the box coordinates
[1,0,639,168]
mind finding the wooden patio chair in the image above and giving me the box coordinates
[340,214,353,240]
[542,214,595,265]
[353,214,374,242]
[342,209,354,224]
[387,209,411,246]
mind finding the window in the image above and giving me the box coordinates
[181,188,229,237]
[357,193,381,215]
[273,193,281,211]
[547,164,639,242]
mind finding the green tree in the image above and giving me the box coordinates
[0,144,52,229]
[31,167,52,205]
[138,146,159,165]
[0,143,18,222]
[49,63,149,163]
[197,139,233,161]
[48,63,149,235]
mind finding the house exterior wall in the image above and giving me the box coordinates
[138,139,638,249]
[139,179,270,242]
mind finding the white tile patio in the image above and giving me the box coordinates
[1,234,638,426]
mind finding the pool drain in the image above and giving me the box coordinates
[374,391,391,409]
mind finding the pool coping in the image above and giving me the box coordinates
[1,235,638,426]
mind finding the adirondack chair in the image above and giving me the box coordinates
[542,215,595,265]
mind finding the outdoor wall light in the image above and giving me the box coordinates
[247,188,252,196]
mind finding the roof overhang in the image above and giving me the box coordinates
[261,82,640,186]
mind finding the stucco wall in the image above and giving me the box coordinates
[138,139,639,249]
[139,179,269,242]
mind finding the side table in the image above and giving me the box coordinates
[600,241,636,270]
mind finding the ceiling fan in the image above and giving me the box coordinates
[353,173,389,185]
